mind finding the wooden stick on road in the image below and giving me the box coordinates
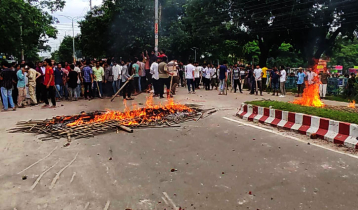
[95,81,102,98]
[110,75,134,102]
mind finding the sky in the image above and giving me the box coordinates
[39,0,103,58]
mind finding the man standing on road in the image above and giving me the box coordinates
[0,61,16,111]
[112,61,121,95]
[26,63,41,105]
[158,57,171,98]
[279,66,287,97]
[121,60,134,100]
[92,61,104,98]
[16,64,27,108]
[306,68,317,86]
[246,64,253,91]
[296,67,305,97]
[271,67,280,96]
[132,59,140,95]
[42,59,56,108]
[150,58,159,97]
[185,60,195,94]
[319,70,329,98]
[104,62,113,97]
[194,62,200,89]
[233,64,242,93]
[35,62,45,103]
[251,65,263,96]
[219,61,228,95]
[82,61,93,100]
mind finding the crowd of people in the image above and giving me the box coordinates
[1,52,357,111]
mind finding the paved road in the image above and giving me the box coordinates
[0,88,357,209]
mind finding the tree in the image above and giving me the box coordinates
[0,0,63,61]
[56,36,81,63]
[329,37,358,69]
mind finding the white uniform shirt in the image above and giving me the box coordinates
[254,68,263,81]
[150,62,159,80]
[307,71,317,85]
[280,70,287,82]
[112,64,121,81]
[204,68,211,79]
[194,67,200,78]
[185,64,195,79]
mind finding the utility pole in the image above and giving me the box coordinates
[20,15,24,61]
[90,0,92,10]
[59,15,83,62]
[154,0,159,55]
[191,47,198,62]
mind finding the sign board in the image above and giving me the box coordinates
[354,66,358,69]
[155,23,158,34]
[335,65,343,70]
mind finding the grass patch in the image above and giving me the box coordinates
[324,95,349,103]
[247,100,358,124]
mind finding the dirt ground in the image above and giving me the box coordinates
[1,87,357,210]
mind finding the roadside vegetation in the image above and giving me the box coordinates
[247,100,358,124]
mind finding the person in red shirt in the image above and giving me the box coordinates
[42,59,56,108]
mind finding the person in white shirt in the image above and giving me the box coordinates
[111,61,121,94]
[306,69,317,85]
[150,58,159,97]
[74,62,82,98]
[210,64,218,90]
[185,61,196,93]
[203,65,211,90]
[278,66,287,97]
[194,62,200,89]
[250,65,263,95]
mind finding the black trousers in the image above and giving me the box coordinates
[123,80,133,99]
[195,78,200,88]
[104,82,113,97]
[205,78,210,90]
[141,76,146,91]
[250,80,262,95]
[234,79,242,92]
[43,86,56,106]
[145,70,152,88]
[179,71,184,86]
[36,83,44,102]
[158,78,170,97]
[152,79,159,95]
[84,82,93,99]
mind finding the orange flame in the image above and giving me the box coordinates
[348,100,356,108]
[292,60,325,107]
[66,95,193,127]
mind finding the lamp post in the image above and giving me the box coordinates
[191,47,198,62]
[58,15,83,62]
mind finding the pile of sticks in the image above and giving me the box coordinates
[9,107,216,141]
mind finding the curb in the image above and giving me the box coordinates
[237,103,358,149]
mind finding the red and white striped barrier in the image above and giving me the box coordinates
[237,104,358,149]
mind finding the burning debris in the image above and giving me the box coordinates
[9,97,213,141]
[292,61,325,107]
[348,100,356,108]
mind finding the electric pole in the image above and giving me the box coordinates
[191,47,198,62]
[20,15,24,61]
[155,0,159,55]
[59,15,83,62]
[90,0,92,10]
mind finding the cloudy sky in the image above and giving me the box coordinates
[39,0,103,57]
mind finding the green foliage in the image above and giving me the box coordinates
[329,38,358,69]
[55,36,81,63]
[247,100,358,124]
[0,0,62,61]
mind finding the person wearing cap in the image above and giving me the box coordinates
[26,63,41,105]
[296,67,305,97]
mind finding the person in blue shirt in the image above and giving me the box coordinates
[296,67,306,97]
[219,61,228,95]
[16,64,27,108]
[54,63,64,99]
